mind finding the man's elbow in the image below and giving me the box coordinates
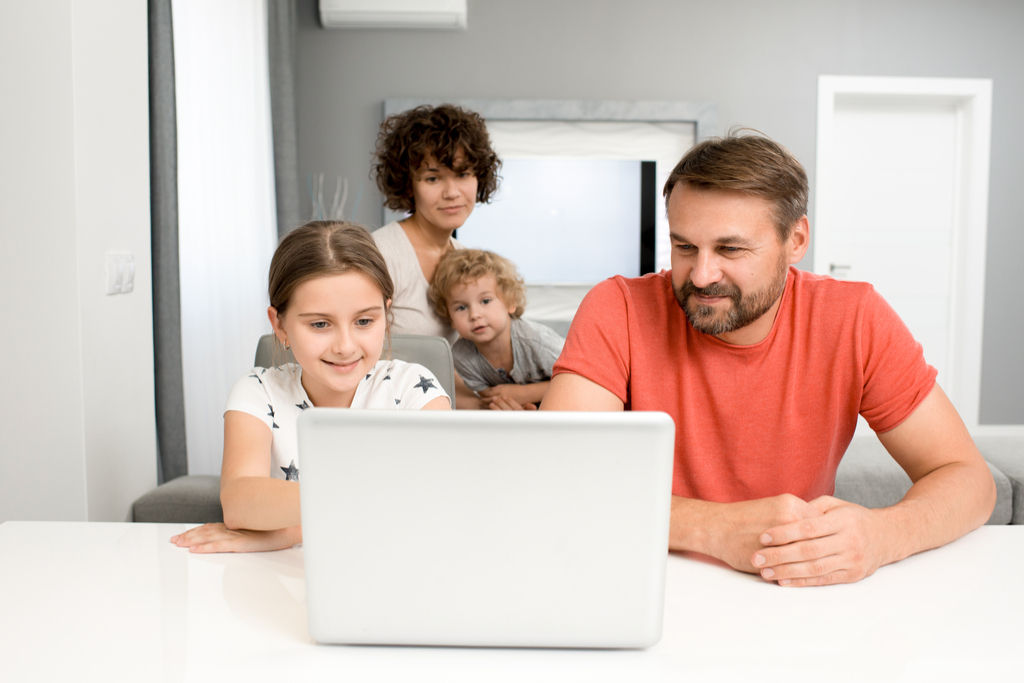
[956,457,999,530]
[975,464,998,527]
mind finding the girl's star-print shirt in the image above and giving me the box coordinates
[224,360,449,481]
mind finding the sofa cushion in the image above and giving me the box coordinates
[132,475,223,524]
[972,436,1024,525]
[834,435,1012,525]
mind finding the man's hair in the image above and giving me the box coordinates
[428,249,527,323]
[662,130,808,241]
[373,104,502,213]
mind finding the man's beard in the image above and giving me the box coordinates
[674,257,790,336]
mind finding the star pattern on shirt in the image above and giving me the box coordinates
[395,398,401,405]
[281,460,299,481]
[267,404,279,429]
[365,373,372,381]
[413,375,436,394]
[249,373,263,385]
[295,400,310,410]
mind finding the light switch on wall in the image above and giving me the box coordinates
[106,253,135,295]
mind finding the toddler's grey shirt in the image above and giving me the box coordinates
[452,317,565,392]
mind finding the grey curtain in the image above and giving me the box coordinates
[269,0,302,237]
[149,0,188,484]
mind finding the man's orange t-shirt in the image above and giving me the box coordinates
[552,267,937,503]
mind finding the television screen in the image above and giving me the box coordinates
[457,157,656,284]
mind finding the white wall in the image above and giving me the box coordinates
[0,0,157,523]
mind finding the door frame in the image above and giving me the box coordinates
[814,75,992,429]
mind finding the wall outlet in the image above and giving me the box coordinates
[106,253,135,295]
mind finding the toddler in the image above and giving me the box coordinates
[429,249,564,410]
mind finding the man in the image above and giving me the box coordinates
[542,133,995,586]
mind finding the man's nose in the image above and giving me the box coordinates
[690,252,722,289]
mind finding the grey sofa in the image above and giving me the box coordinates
[835,434,1024,525]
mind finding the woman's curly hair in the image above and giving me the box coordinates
[373,104,501,213]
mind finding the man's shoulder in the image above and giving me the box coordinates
[586,270,675,308]
[788,268,879,308]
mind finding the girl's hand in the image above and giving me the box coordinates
[170,523,301,554]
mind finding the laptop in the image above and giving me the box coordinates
[297,410,675,649]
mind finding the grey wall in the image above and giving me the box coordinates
[294,0,1024,425]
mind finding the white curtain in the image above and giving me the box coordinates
[172,0,278,475]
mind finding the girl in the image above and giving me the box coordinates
[372,104,502,409]
[171,221,450,553]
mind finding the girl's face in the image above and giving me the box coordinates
[410,151,478,233]
[269,272,390,408]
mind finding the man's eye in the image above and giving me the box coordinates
[311,321,328,329]
[722,246,741,253]
[674,244,693,252]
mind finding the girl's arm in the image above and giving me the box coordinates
[219,410,302,530]
[170,523,302,553]
[420,395,451,410]
[171,410,301,553]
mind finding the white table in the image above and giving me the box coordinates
[1,522,1021,682]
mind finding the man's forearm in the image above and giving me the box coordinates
[669,496,718,555]
[877,460,995,564]
[669,493,824,573]
[873,385,997,566]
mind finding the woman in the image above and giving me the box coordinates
[372,104,502,408]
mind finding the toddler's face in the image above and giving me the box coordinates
[446,275,516,346]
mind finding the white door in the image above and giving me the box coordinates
[814,76,992,429]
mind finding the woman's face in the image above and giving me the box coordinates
[410,151,478,233]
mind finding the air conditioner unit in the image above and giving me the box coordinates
[319,0,467,30]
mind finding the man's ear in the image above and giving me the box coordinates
[788,216,810,264]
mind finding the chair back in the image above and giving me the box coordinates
[254,333,456,406]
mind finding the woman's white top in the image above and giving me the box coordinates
[224,359,448,482]
[372,221,462,345]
